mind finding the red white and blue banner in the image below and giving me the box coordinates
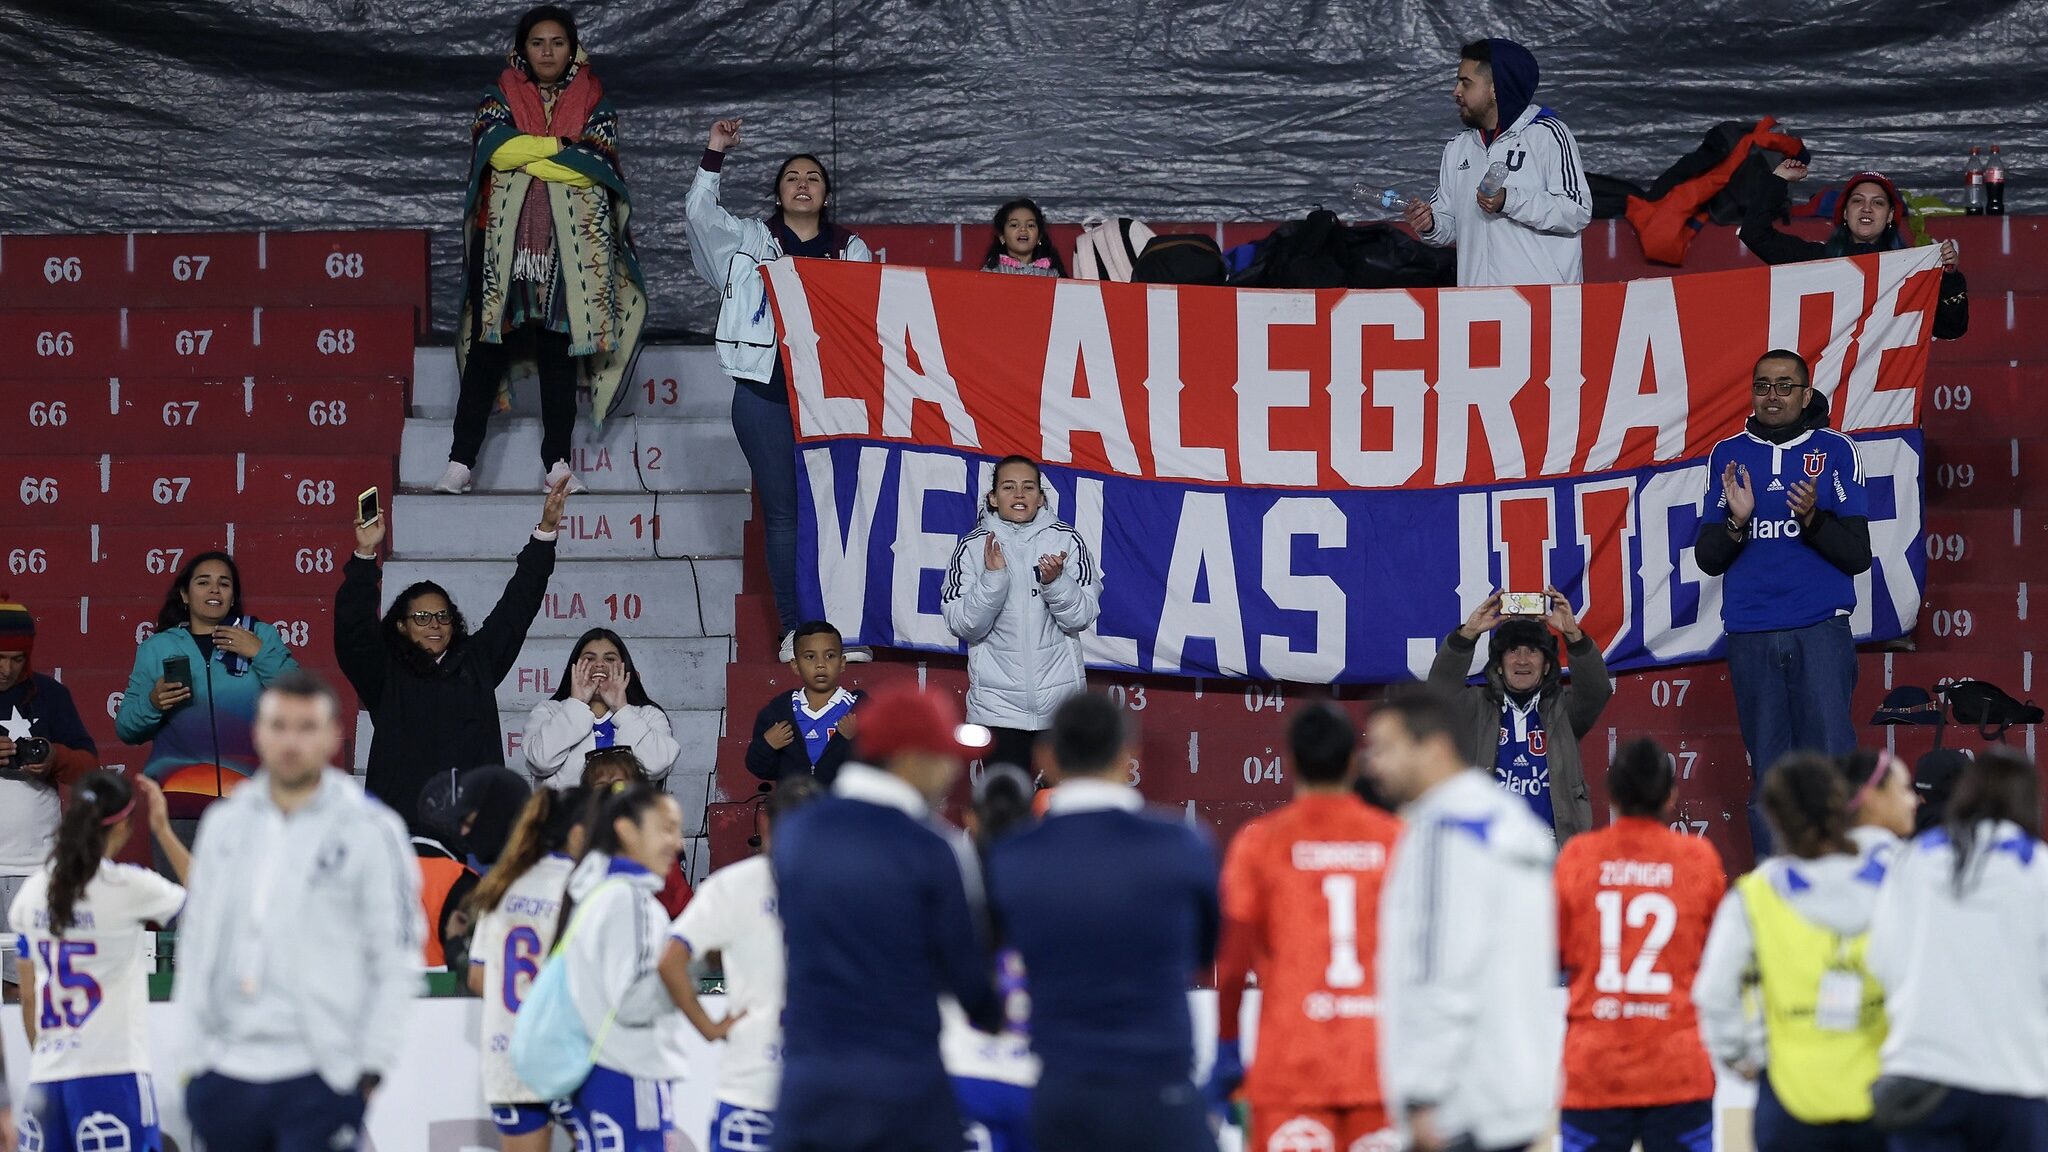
[766,247,1941,683]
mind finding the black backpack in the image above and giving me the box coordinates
[1228,209,1455,290]
[1940,680,2045,740]
[1132,234,1228,286]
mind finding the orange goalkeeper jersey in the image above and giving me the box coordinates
[1554,816,1725,1109]
[1220,792,1401,1108]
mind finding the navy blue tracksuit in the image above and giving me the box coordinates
[772,766,999,1152]
[988,785,1220,1152]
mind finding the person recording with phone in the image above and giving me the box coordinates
[116,552,302,809]
[337,481,567,836]
[0,596,98,993]
[1426,586,1612,843]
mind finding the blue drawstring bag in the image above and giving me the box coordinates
[510,880,623,1099]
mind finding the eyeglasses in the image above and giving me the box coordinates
[584,745,635,761]
[1752,381,1807,397]
[406,610,454,625]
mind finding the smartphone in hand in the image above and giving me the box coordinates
[163,655,193,693]
[357,486,381,527]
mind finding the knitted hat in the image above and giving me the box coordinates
[0,595,31,657]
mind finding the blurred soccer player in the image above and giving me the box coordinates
[1554,738,1725,1152]
[1367,691,1557,1152]
[772,686,1001,1152]
[989,694,1219,1152]
[1209,703,1402,1152]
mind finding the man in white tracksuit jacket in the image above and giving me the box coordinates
[1408,37,1591,286]
[1367,692,1559,1152]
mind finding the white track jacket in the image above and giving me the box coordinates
[1419,104,1591,286]
[1378,768,1559,1150]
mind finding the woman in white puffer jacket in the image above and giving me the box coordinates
[942,456,1101,770]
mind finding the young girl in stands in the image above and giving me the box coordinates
[941,455,1100,771]
[1696,754,1887,1152]
[467,785,589,1152]
[685,116,873,665]
[8,772,188,1152]
[117,551,300,802]
[525,628,679,787]
[557,783,690,1152]
[981,199,1066,278]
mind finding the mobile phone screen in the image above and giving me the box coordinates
[357,486,380,525]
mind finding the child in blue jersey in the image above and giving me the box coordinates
[10,772,190,1152]
[745,621,864,785]
[1695,349,1872,856]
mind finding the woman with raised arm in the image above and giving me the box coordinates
[684,116,873,664]
[440,3,646,496]
[336,481,568,835]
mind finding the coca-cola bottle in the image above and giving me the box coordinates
[1965,146,1987,216]
[1987,144,2006,215]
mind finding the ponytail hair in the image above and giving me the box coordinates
[48,771,134,936]
[1607,737,1676,819]
[1760,753,1855,860]
[585,782,667,859]
[1944,747,2041,896]
[466,785,588,920]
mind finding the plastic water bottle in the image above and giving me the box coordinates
[1987,144,2006,215]
[1477,161,1512,199]
[1965,146,1987,215]
[1351,184,1406,210]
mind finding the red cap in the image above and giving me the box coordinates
[857,684,993,762]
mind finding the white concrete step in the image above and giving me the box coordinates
[398,417,749,494]
[412,345,735,421]
[349,709,722,838]
[500,635,729,712]
[390,492,749,560]
[381,557,744,639]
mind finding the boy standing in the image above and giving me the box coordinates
[746,622,864,784]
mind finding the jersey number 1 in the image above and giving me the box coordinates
[1321,874,1366,989]
[1593,890,1677,995]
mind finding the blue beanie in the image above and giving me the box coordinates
[1486,38,1541,132]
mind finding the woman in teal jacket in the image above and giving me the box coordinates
[115,552,299,806]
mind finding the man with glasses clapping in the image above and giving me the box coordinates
[1694,350,1872,858]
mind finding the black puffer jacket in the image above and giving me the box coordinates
[335,537,554,832]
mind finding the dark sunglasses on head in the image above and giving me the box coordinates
[407,609,454,625]
[584,745,635,761]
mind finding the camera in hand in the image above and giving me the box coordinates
[1,737,51,777]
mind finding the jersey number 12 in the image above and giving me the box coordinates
[1593,890,1677,995]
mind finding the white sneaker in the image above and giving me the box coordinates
[777,631,795,662]
[433,461,473,494]
[843,645,874,663]
[544,461,587,495]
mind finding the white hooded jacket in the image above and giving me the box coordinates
[1378,769,1559,1151]
[1418,102,1591,286]
[941,506,1100,731]
[682,162,872,384]
[562,853,692,1081]
[1868,821,2048,1098]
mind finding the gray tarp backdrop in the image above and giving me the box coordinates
[3,0,2039,337]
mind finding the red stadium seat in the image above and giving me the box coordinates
[0,231,429,330]
[0,306,413,379]
[0,376,404,456]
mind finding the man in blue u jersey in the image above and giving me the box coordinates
[988,694,1220,1152]
[771,685,1002,1152]
[1695,349,1872,856]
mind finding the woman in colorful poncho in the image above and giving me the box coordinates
[442,4,646,496]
